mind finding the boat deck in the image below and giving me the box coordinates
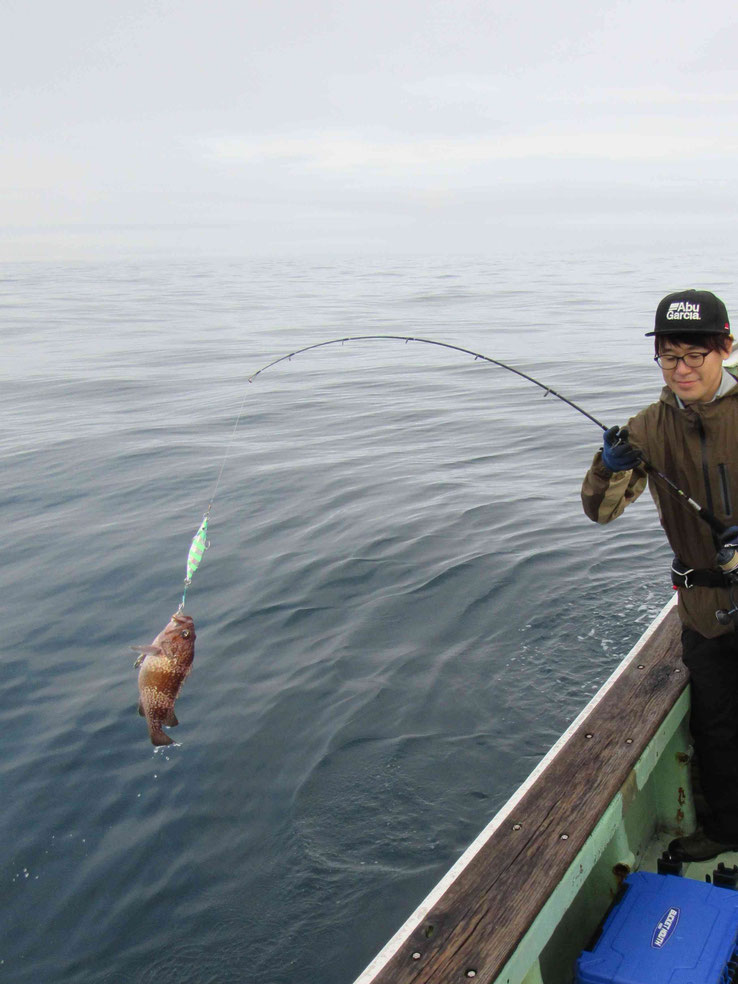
[641,831,738,887]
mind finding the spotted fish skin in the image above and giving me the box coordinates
[133,613,196,746]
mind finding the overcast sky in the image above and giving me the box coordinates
[3,0,738,256]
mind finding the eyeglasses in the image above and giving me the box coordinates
[654,352,709,370]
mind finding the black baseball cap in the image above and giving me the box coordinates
[646,289,730,336]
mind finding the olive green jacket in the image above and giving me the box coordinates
[581,373,738,637]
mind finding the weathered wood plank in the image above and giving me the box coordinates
[368,606,685,984]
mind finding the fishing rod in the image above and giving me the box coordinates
[247,334,608,428]
[246,334,729,533]
[176,333,731,609]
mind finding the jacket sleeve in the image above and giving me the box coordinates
[581,415,649,524]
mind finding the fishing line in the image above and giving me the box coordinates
[175,333,728,609]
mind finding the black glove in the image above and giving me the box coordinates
[601,426,641,472]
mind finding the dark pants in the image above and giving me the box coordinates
[682,627,738,842]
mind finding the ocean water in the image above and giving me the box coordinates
[2,247,735,983]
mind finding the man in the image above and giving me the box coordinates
[581,288,738,862]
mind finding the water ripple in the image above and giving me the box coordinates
[0,250,681,984]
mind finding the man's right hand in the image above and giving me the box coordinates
[601,426,641,472]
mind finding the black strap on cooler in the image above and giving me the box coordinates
[671,556,730,589]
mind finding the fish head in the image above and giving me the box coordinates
[159,612,196,661]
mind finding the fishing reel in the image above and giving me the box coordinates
[715,544,738,625]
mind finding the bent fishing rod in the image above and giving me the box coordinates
[246,334,729,536]
[177,333,730,609]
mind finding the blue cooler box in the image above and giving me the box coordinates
[576,871,738,984]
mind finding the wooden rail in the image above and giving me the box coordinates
[361,603,686,984]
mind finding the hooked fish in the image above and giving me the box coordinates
[132,612,196,746]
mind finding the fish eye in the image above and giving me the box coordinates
[182,629,190,637]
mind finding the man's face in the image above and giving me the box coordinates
[658,338,732,405]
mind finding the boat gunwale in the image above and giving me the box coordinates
[353,594,680,984]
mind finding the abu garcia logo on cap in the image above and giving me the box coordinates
[646,288,729,336]
[667,301,701,321]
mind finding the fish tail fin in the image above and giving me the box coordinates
[163,709,179,727]
[150,729,174,746]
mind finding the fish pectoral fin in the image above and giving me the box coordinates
[164,709,179,727]
[131,644,162,669]
[138,700,145,717]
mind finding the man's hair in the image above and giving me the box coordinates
[655,332,734,356]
